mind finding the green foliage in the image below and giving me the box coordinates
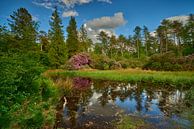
[0,52,58,129]
[8,8,38,51]
[66,17,79,58]
[79,25,92,52]
[144,52,194,71]
[48,8,67,68]
[90,54,122,70]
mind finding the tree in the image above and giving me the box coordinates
[109,35,117,58]
[161,19,171,52]
[66,16,79,58]
[134,26,142,59]
[171,21,183,55]
[157,25,165,54]
[143,26,150,56]
[39,31,49,52]
[79,24,92,52]
[48,8,67,68]
[118,35,127,57]
[181,14,194,55]
[8,8,38,50]
[97,31,110,55]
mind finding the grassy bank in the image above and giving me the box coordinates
[47,69,194,86]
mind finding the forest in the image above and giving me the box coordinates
[0,7,194,129]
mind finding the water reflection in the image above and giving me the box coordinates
[54,77,192,129]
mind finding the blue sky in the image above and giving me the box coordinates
[0,0,194,39]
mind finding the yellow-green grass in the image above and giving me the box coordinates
[47,69,194,86]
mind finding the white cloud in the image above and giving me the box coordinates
[85,12,127,42]
[86,12,127,30]
[62,0,92,8]
[98,0,112,4]
[32,15,39,22]
[33,0,114,19]
[32,0,113,11]
[32,1,54,10]
[62,10,79,17]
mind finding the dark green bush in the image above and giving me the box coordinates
[0,52,57,129]
[143,52,194,71]
[151,62,162,70]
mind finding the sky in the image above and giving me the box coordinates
[0,0,194,41]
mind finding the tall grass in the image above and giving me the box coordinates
[47,69,194,86]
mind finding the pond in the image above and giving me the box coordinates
[53,77,193,129]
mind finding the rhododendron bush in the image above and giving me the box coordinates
[69,53,91,70]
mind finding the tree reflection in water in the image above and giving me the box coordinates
[54,77,192,129]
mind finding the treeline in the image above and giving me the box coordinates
[1,8,194,70]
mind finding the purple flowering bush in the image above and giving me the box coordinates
[69,53,91,70]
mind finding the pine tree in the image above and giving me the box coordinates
[79,24,91,52]
[39,31,49,52]
[109,35,117,58]
[97,31,110,55]
[134,26,142,59]
[143,26,151,56]
[118,35,127,57]
[66,16,79,58]
[157,25,167,54]
[161,19,171,53]
[48,8,67,68]
[8,8,38,50]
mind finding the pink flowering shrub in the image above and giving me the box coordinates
[69,53,91,70]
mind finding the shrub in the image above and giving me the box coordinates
[0,52,58,128]
[143,52,194,71]
[90,54,111,70]
[68,53,91,70]
[151,62,162,70]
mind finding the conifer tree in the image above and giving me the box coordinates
[48,8,67,68]
[8,8,37,50]
[134,26,142,59]
[66,16,79,58]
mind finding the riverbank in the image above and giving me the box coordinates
[46,69,194,86]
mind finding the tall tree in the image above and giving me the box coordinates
[39,31,49,52]
[157,25,165,54]
[97,31,110,55]
[143,26,150,56]
[118,35,127,57]
[134,26,142,59]
[8,8,38,50]
[79,24,92,52]
[66,16,79,58]
[109,35,117,58]
[171,21,183,55]
[161,19,171,52]
[48,8,67,68]
[181,14,194,55]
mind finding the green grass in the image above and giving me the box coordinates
[47,69,194,86]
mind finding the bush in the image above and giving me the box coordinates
[90,54,122,70]
[143,52,194,71]
[151,62,162,70]
[0,52,58,128]
[68,53,91,70]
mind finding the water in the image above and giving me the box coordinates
[53,77,193,129]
